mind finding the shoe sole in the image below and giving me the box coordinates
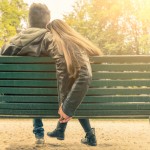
[57,137,64,140]
[82,143,97,146]
[81,141,97,146]
[47,135,64,140]
[36,143,44,147]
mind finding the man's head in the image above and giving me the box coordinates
[28,3,50,28]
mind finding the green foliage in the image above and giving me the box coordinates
[64,0,150,55]
[0,0,28,47]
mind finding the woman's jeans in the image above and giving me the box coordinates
[33,118,44,139]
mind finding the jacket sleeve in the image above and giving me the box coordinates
[62,65,92,117]
[41,32,57,57]
[0,43,21,56]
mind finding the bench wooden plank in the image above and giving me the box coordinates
[1,72,150,80]
[1,55,150,63]
[91,55,150,63]
[0,64,55,71]
[0,72,56,79]
[2,63,150,72]
[1,87,150,95]
[1,95,150,103]
[0,80,57,87]
[91,80,150,87]
[92,64,150,71]
[0,96,57,102]
[1,110,150,117]
[0,56,53,63]
[88,88,150,95]
[0,87,57,95]
[1,79,150,87]
[1,103,150,110]
[84,96,150,103]
[93,72,150,79]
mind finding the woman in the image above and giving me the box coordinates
[46,19,102,146]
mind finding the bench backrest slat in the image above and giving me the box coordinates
[1,55,150,118]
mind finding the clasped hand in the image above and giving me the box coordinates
[58,106,72,123]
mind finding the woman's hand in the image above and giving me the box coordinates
[58,106,72,123]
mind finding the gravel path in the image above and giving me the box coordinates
[0,118,150,150]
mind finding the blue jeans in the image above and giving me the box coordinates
[33,118,44,138]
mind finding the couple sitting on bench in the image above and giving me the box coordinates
[0,3,102,146]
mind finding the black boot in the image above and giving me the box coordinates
[81,128,97,146]
[47,122,67,140]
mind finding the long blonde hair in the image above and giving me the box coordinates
[47,19,102,77]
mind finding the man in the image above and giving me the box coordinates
[1,3,52,144]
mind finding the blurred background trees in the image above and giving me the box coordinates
[0,0,149,55]
[64,0,150,55]
[0,0,28,47]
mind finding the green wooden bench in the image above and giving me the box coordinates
[1,55,150,118]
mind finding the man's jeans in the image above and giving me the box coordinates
[33,118,44,139]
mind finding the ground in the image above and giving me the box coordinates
[0,118,150,150]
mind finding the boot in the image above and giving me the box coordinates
[47,122,67,140]
[81,128,97,146]
[47,129,64,140]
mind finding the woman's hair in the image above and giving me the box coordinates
[28,3,50,28]
[47,19,102,77]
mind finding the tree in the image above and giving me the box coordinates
[64,0,150,55]
[0,0,28,47]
